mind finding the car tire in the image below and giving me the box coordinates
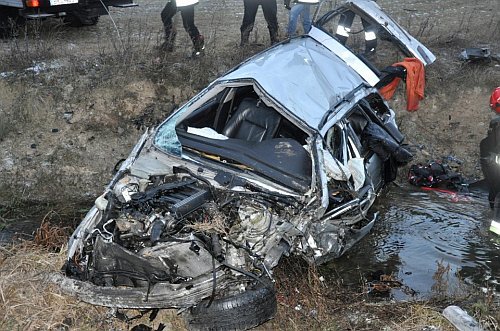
[0,6,23,38]
[184,278,277,331]
[63,11,99,27]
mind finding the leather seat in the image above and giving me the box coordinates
[222,98,281,142]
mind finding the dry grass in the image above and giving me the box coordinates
[272,258,331,330]
[0,240,188,330]
[33,213,72,252]
[0,242,110,330]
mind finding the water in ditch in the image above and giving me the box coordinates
[323,182,500,300]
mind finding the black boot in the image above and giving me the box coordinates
[161,29,176,52]
[270,31,279,45]
[191,34,205,57]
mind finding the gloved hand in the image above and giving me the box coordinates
[284,0,291,10]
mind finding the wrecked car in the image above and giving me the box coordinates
[55,1,435,330]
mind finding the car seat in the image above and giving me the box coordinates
[222,98,281,142]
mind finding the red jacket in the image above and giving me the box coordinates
[378,58,425,111]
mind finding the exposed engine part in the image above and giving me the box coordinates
[95,193,109,211]
[230,201,272,251]
[127,178,210,217]
[91,236,187,287]
[115,215,145,238]
[171,186,211,218]
[225,244,247,272]
[114,176,141,203]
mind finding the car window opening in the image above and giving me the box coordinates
[170,85,312,192]
[179,86,308,146]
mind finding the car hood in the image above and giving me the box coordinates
[222,35,369,130]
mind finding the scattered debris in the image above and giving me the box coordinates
[443,305,484,331]
[459,48,491,62]
[459,48,500,63]
[490,220,500,235]
[366,272,416,296]
[408,160,467,191]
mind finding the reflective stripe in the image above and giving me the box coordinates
[336,25,350,37]
[296,0,320,3]
[364,31,377,41]
[176,0,198,6]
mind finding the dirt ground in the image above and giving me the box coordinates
[0,0,499,330]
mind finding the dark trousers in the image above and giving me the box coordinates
[481,117,500,207]
[241,0,278,43]
[335,10,377,54]
[161,1,200,41]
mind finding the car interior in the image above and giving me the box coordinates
[177,86,309,146]
[174,86,313,192]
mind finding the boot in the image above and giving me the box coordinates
[191,34,205,57]
[161,29,176,52]
[269,30,279,45]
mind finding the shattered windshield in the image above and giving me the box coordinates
[153,105,188,157]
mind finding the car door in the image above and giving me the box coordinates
[314,0,436,68]
[323,115,381,194]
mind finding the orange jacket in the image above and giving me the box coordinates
[378,58,425,111]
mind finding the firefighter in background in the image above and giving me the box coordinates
[480,87,500,208]
[334,10,378,56]
[161,0,205,56]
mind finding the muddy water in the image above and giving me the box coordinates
[325,183,500,299]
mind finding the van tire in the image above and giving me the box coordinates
[184,278,277,331]
[64,10,99,27]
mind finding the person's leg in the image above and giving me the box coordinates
[481,135,495,207]
[261,0,278,44]
[361,18,377,55]
[287,4,302,37]
[160,1,177,50]
[335,10,355,45]
[180,4,204,52]
[240,0,259,45]
[301,5,312,33]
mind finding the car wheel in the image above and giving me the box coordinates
[63,11,99,27]
[184,277,277,331]
[0,6,23,38]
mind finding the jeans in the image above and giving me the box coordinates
[287,4,311,37]
[240,0,279,44]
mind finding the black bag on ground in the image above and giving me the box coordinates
[408,161,466,190]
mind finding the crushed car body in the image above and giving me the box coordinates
[56,1,435,329]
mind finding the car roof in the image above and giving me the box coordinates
[220,35,368,130]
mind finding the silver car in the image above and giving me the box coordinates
[55,1,435,330]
